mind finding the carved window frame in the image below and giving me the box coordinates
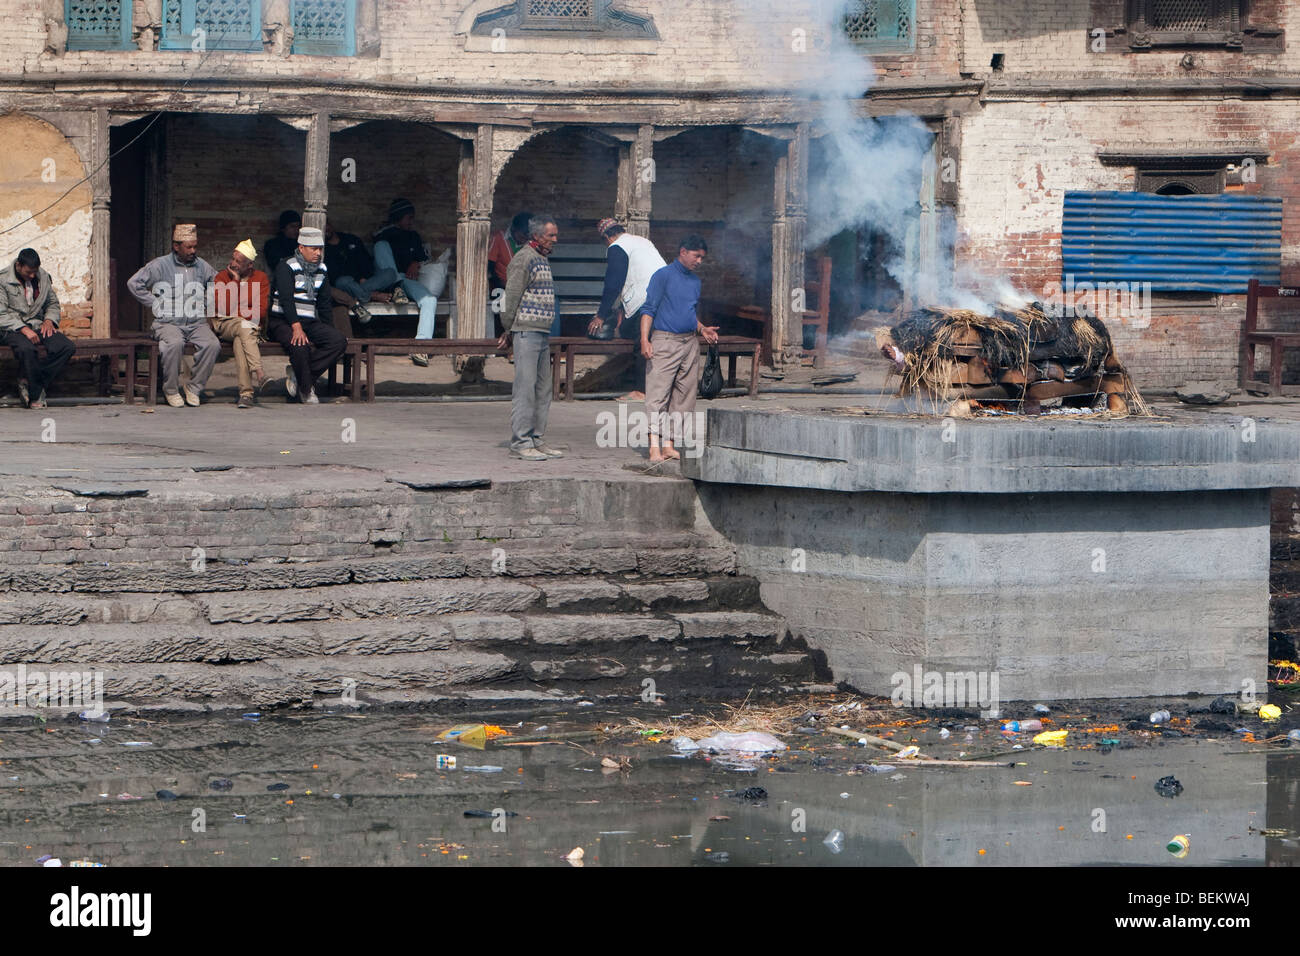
[65,0,135,51]
[841,0,916,54]
[160,0,263,52]
[1127,0,1245,49]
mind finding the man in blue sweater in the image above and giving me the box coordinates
[640,236,719,462]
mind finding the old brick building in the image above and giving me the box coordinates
[1,1,1297,387]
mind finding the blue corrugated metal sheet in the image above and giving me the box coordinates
[1061,191,1282,293]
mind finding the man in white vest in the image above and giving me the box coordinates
[267,226,347,404]
[587,217,666,402]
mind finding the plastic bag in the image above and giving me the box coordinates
[693,731,787,754]
[698,345,724,399]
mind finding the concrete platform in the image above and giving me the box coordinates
[684,406,1300,703]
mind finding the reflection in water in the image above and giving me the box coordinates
[0,709,1292,866]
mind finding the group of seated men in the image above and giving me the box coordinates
[1,197,443,409]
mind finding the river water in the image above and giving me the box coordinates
[0,705,1295,867]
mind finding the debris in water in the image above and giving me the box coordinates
[1154,775,1184,798]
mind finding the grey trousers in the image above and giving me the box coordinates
[510,330,552,450]
[153,321,220,396]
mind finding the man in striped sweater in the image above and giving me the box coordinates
[267,227,347,405]
[498,215,563,461]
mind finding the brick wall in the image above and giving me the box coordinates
[956,98,1300,388]
[965,0,1294,77]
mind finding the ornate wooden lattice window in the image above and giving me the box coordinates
[520,0,595,30]
[160,0,262,51]
[65,0,134,51]
[1128,0,1245,48]
[842,0,915,53]
[291,0,356,55]
[471,0,657,39]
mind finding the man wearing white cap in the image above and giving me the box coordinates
[267,226,347,404]
[210,239,269,409]
[127,223,220,407]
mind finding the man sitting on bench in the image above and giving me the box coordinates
[210,239,269,409]
[373,198,438,367]
[267,226,347,405]
[0,248,74,410]
[325,220,396,333]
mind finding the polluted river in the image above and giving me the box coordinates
[0,694,1296,867]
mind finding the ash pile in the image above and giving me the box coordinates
[875,304,1150,417]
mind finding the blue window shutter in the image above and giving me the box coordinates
[842,0,915,53]
[66,0,134,51]
[291,0,356,56]
[160,0,262,52]
[1061,191,1282,293]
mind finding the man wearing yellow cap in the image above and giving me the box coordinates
[209,239,269,409]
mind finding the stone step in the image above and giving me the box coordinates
[0,610,787,665]
[5,650,521,709]
[2,544,736,592]
[0,574,763,628]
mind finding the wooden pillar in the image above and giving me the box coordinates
[770,125,809,367]
[90,108,112,338]
[303,111,329,232]
[455,123,493,341]
[620,125,654,238]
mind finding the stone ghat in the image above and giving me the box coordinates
[0,471,828,711]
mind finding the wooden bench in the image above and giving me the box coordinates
[1240,278,1300,396]
[548,335,761,401]
[1,337,158,405]
[120,333,363,403]
[356,338,508,402]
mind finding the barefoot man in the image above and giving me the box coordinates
[639,235,718,462]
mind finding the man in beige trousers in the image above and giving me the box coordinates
[640,236,718,462]
[209,239,269,408]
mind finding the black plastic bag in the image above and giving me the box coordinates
[698,345,724,399]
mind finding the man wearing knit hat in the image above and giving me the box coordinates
[267,225,347,404]
[263,210,302,273]
[127,223,220,407]
[373,198,439,366]
[587,217,665,401]
[210,239,270,409]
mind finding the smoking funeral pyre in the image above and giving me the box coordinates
[875,304,1149,417]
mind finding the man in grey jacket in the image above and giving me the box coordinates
[0,248,75,410]
[498,216,563,461]
[127,223,220,407]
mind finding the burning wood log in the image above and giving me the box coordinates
[874,303,1150,417]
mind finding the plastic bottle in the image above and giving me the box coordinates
[1166,834,1190,858]
[1001,720,1043,732]
[1149,710,1171,724]
[823,830,844,853]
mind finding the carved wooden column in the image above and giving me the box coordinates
[770,124,809,367]
[303,111,330,232]
[618,124,653,238]
[456,123,494,344]
[90,108,112,338]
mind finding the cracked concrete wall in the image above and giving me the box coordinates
[0,111,92,318]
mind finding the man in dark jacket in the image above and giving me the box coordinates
[263,210,302,273]
[324,221,396,331]
[373,198,439,364]
[0,248,74,409]
[267,226,347,404]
